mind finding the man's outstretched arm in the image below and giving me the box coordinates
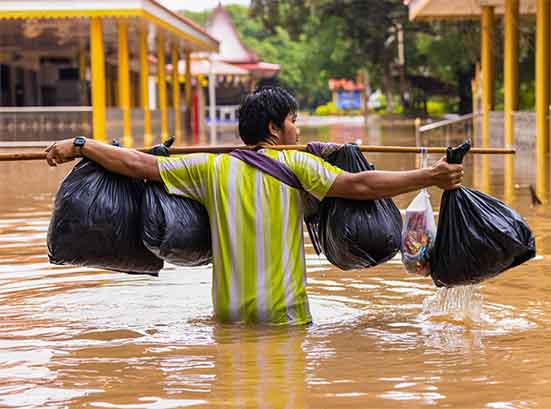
[327,159,463,200]
[45,137,161,182]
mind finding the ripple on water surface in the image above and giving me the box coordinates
[1,150,551,408]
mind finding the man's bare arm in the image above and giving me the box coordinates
[45,138,161,182]
[327,160,464,200]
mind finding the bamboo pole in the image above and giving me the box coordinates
[0,145,516,162]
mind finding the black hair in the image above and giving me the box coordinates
[237,86,298,145]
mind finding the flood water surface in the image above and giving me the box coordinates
[1,124,550,408]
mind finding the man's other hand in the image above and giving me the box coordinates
[430,158,464,190]
[45,140,78,167]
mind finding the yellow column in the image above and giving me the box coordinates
[480,6,494,193]
[171,44,182,145]
[118,19,133,147]
[90,17,107,142]
[504,0,519,203]
[185,50,192,136]
[536,0,550,201]
[139,25,152,146]
[481,6,495,149]
[157,31,168,141]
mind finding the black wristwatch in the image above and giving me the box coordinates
[73,136,86,156]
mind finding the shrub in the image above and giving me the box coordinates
[314,101,361,116]
[426,99,447,116]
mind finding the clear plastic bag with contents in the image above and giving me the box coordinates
[401,188,437,276]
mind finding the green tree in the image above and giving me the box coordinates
[184,5,358,109]
[186,1,537,115]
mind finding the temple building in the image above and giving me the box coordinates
[204,4,279,103]
[0,0,219,147]
[167,4,280,141]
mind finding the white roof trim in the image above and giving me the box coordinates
[409,0,536,20]
[0,0,218,51]
[141,1,217,50]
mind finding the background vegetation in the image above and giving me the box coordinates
[183,1,537,116]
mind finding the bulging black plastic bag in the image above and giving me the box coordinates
[47,158,164,275]
[431,141,536,287]
[141,182,212,266]
[306,144,403,270]
[140,136,212,266]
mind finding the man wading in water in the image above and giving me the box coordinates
[45,86,463,325]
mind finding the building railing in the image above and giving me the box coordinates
[0,106,92,142]
[0,106,180,147]
[415,113,479,147]
[205,105,240,124]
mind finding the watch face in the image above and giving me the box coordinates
[74,136,86,147]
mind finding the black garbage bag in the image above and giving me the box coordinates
[430,140,536,287]
[305,143,403,270]
[141,183,212,266]
[47,155,164,275]
[141,138,212,266]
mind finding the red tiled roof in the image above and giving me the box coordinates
[328,79,364,91]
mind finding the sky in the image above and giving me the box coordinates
[158,0,251,12]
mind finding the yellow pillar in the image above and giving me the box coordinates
[481,6,495,149]
[536,0,550,201]
[504,0,519,147]
[118,19,133,147]
[139,25,152,147]
[157,31,168,142]
[480,6,494,193]
[90,17,106,142]
[504,0,519,203]
[171,44,182,145]
[185,50,192,136]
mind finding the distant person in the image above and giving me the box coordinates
[45,86,463,325]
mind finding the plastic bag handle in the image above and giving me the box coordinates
[148,136,176,157]
[420,147,428,169]
[446,140,472,164]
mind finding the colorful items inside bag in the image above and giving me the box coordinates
[401,189,437,276]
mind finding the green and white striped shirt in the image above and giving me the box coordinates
[158,149,342,325]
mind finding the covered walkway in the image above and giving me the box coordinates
[0,0,219,147]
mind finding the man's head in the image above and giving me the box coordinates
[237,86,299,146]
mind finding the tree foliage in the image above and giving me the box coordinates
[184,2,537,114]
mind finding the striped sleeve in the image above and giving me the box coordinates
[285,151,343,201]
[157,153,210,203]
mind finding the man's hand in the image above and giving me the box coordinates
[44,137,161,181]
[45,139,79,167]
[429,158,464,190]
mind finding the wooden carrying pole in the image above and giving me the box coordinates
[0,145,516,162]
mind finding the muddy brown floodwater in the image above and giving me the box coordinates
[0,124,550,408]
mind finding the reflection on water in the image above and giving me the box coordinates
[1,123,551,408]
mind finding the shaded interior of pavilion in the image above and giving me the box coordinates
[0,15,213,147]
[0,2,281,148]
